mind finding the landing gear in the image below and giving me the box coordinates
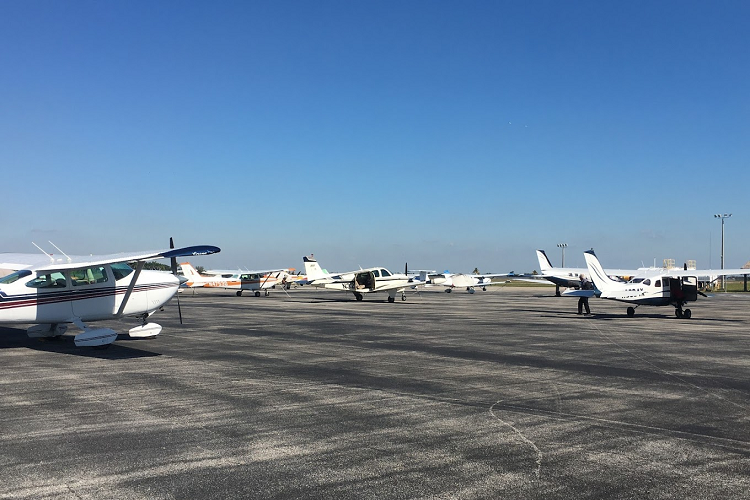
[675,307,691,319]
[255,291,261,297]
[265,290,270,297]
[445,288,452,293]
[468,288,475,294]
[236,290,243,297]
[401,292,407,301]
[626,307,636,317]
[354,292,364,301]
[388,296,395,303]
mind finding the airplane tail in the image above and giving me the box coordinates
[303,255,327,281]
[536,250,554,272]
[179,262,201,277]
[583,250,618,293]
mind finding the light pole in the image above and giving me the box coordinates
[557,243,568,267]
[714,213,732,291]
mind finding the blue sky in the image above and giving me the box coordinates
[2,1,748,273]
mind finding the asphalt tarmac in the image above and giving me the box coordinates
[1,286,749,499]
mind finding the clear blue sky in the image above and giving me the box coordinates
[2,1,748,272]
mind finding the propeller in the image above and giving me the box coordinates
[170,237,183,324]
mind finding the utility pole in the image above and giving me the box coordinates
[714,213,732,291]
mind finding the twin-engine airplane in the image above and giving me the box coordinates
[0,243,220,347]
[416,271,509,293]
[303,255,422,302]
[581,250,748,319]
[536,249,640,292]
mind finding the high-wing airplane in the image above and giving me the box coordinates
[0,243,220,347]
[581,249,749,319]
[199,265,294,296]
[303,255,423,302]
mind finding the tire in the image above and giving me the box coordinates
[627,307,635,317]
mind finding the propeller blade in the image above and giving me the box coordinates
[169,237,178,276]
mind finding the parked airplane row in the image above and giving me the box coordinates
[2,241,749,351]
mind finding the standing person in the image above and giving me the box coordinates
[577,274,591,315]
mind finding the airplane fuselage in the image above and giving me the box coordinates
[0,264,179,324]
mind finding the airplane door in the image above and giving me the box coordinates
[355,271,375,291]
[26,271,73,323]
[682,277,698,302]
[70,266,117,321]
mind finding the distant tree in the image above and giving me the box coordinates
[196,266,206,275]
[532,270,538,275]
[142,262,171,271]
[472,267,480,274]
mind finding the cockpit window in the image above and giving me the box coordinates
[0,269,32,284]
[643,279,651,286]
[630,278,644,283]
[372,270,380,278]
[111,263,134,281]
[71,266,109,286]
[381,269,391,277]
[26,271,67,289]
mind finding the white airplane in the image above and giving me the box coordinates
[417,270,510,293]
[581,249,749,319]
[303,255,423,302]
[535,249,641,290]
[0,243,220,347]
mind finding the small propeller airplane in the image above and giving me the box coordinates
[414,270,510,293]
[0,242,220,347]
[193,264,296,297]
[536,249,640,294]
[303,254,424,302]
[579,249,749,319]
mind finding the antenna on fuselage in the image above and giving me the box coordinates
[48,241,72,263]
[32,241,55,263]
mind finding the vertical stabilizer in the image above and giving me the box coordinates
[303,255,326,281]
[179,262,200,277]
[583,250,618,292]
[536,250,554,272]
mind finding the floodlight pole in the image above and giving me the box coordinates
[557,243,568,267]
[714,213,732,291]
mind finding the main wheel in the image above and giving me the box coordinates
[683,309,692,319]
[445,288,452,293]
[675,308,683,318]
[236,291,242,297]
[354,292,363,301]
[468,288,475,294]
[255,291,261,297]
[626,307,635,317]
[388,296,395,303]
[264,290,270,297]
[401,294,406,301]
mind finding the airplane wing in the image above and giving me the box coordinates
[0,245,220,272]
[206,268,289,276]
[661,268,750,278]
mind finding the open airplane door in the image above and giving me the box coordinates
[682,276,698,302]
[354,271,375,291]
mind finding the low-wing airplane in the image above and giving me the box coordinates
[303,255,423,302]
[0,243,220,347]
[536,249,642,295]
[418,271,510,293]
[580,249,749,319]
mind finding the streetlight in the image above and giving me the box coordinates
[714,213,732,291]
[557,243,568,267]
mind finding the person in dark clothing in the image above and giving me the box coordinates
[577,273,592,315]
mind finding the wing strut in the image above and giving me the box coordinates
[116,261,145,318]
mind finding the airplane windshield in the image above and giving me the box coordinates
[111,263,134,281]
[0,269,32,285]
[381,269,391,277]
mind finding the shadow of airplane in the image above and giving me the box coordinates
[0,326,162,359]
